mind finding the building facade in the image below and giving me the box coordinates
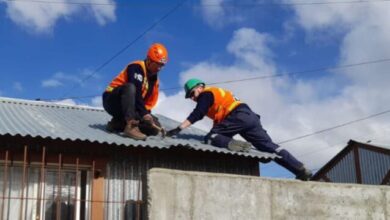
[0,97,274,220]
[312,140,390,185]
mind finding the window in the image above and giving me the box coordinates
[105,159,145,220]
[0,165,90,220]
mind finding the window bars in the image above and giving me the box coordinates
[0,146,91,220]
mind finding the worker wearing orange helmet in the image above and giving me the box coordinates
[102,43,168,140]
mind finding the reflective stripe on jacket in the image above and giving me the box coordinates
[203,87,241,124]
[105,60,159,110]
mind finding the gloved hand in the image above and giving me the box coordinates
[166,126,182,137]
[142,114,155,126]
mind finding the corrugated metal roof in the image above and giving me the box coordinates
[364,142,390,150]
[0,97,276,160]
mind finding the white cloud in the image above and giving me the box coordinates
[41,71,84,88]
[287,1,390,149]
[199,0,243,28]
[227,28,275,71]
[289,2,390,76]
[42,79,63,88]
[54,98,77,106]
[54,98,104,110]
[200,0,225,28]
[90,96,102,107]
[155,26,390,171]
[88,0,116,26]
[2,0,116,33]
[13,82,23,92]
[290,2,367,32]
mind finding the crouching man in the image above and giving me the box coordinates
[102,43,168,140]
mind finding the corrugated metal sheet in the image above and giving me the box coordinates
[359,148,390,185]
[327,151,357,183]
[0,97,275,160]
[104,153,258,219]
[365,142,390,150]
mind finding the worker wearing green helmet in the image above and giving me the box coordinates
[167,78,312,181]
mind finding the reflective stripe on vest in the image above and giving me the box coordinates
[105,60,159,110]
[203,87,241,124]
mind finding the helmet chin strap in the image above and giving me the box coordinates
[145,57,151,65]
[145,60,159,76]
[145,58,153,72]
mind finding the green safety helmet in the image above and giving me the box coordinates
[184,78,205,98]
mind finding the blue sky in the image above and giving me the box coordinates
[0,0,340,100]
[1,0,390,178]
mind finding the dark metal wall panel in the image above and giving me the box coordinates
[327,152,357,183]
[359,148,390,185]
[104,153,259,219]
[105,156,145,220]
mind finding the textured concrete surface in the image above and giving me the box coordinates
[148,168,390,220]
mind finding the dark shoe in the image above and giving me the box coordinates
[227,139,252,152]
[123,120,147,140]
[139,121,160,136]
[295,167,313,181]
[106,118,126,133]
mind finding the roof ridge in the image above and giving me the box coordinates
[0,96,104,112]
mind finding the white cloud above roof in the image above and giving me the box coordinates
[42,79,63,88]
[41,71,87,88]
[13,82,23,92]
[1,0,116,33]
[155,24,390,170]
[199,0,243,28]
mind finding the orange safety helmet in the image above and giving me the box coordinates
[147,43,168,64]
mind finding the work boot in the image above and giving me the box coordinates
[106,118,126,133]
[227,139,252,152]
[123,119,147,141]
[139,116,161,136]
[295,166,313,181]
[139,122,160,136]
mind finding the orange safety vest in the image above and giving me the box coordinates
[203,87,241,124]
[105,60,159,110]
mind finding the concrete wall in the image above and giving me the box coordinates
[148,168,390,220]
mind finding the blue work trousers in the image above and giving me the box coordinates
[206,104,304,175]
